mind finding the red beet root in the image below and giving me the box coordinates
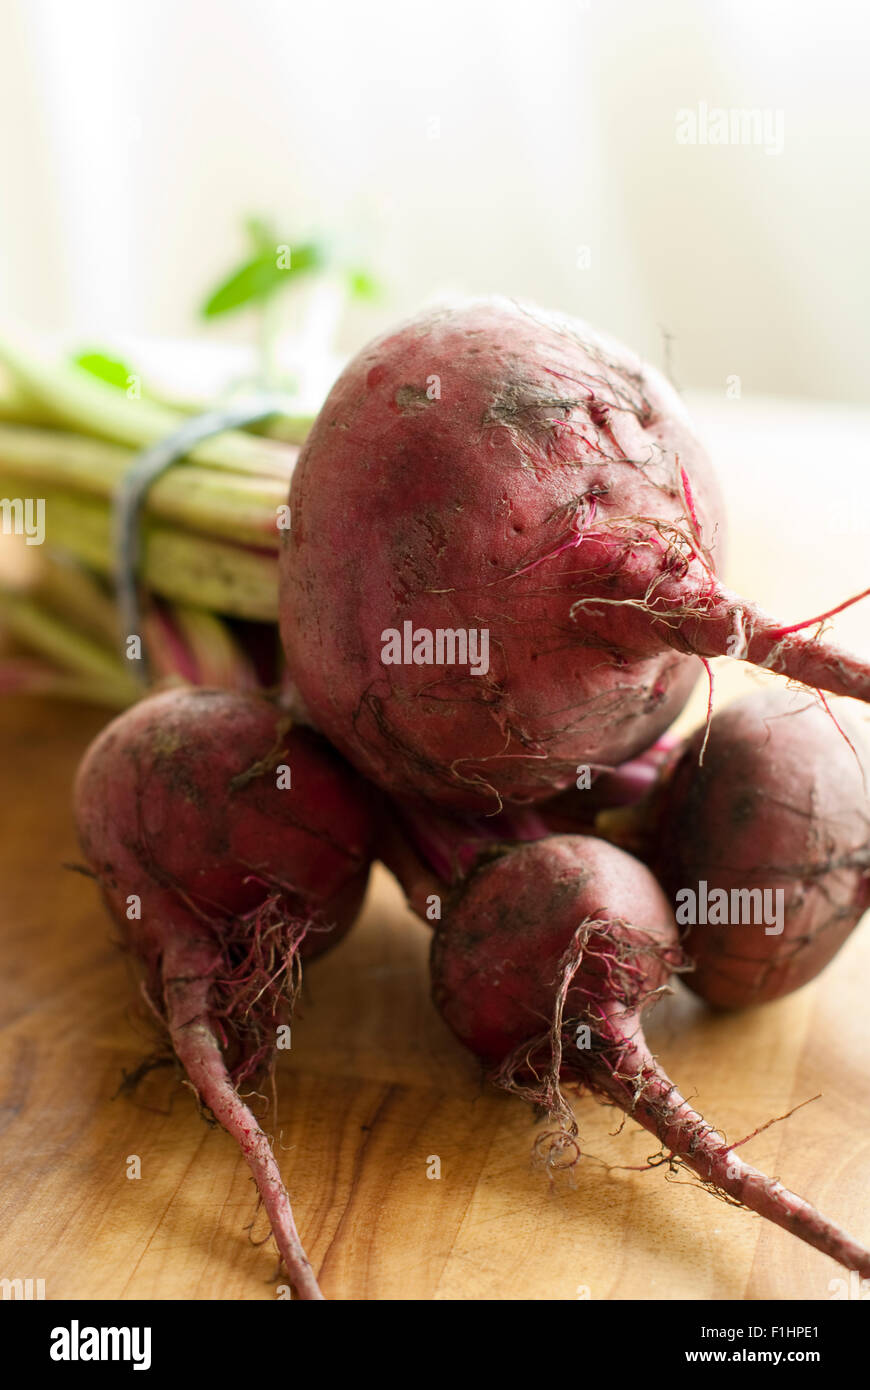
[74,687,375,1299]
[281,298,870,810]
[647,690,870,1008]
[390,828,870,1275]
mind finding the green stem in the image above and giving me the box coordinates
[0,589,142,697]
[0,367,53,426]
[0,427,290,549]
[0,338,303,480]
[248,414,314,445]
[139,391,314,445]
[0,657,138,708]
[28,553,121,648]
[1,486,279,621]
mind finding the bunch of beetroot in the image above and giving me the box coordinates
[76,297,870,1295]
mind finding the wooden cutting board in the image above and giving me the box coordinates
[0,687,868,1302]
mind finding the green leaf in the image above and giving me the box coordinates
[73,350,136,390]
[283,241,327,275]
[346,268,381,300]
[201,240,328,319]
[245,216,277,254]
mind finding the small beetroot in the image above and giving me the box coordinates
[386,824,870,1276]
[74,686,375,1299]
[647,690,870,1008]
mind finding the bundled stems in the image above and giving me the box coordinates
[0,573,263,708]
[0,426,293,548]
[0,486,279,620]
[0,336,309,477]
[0,590,142,701]
[0,340,310,697]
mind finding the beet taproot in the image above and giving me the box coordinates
[74,686,375,1299]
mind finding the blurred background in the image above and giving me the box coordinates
[1,0,868,402]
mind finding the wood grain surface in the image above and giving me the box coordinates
[0,684,868,1302]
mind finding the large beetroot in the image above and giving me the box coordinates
[385,825,870,1275]
[281,297,870,811]
[74,687,375,1299]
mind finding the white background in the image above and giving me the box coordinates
[0,0,868,402]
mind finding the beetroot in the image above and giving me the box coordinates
[280,298,870,811]
[643,690,870,1008]
[386,826,870,1275]
[74,687,375,1299]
